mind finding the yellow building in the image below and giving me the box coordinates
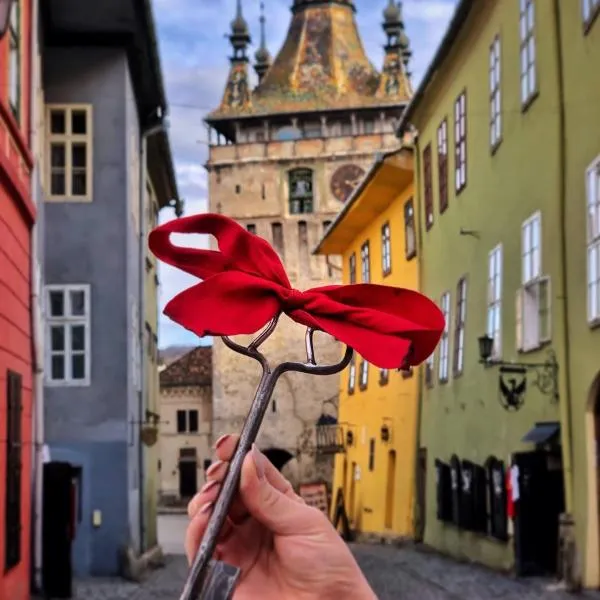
[314,147,419,539]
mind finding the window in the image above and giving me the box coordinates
[453,277,467,376]
[45,285,91,385]
[363,120,375,135]
[261,183,266,199]
[8,0,20,122]
[520,0,537,105]
[360,241,370,283]
[487,245,503,358]
[518,212,551,350]
[246,223,256,234]
[47,105,93,200]
[348,356,356,394]
[454,91,467,192]
[379,368,389,386]
[349,253,357,284]
[289,168,314,214]
[359,359,369,390]
[176,410,186,433]
[438,292,451,382]
[368,439,375,471]
[189,410,199,433]
[404,199,416,259]
[588,158,600,323]
[437,119,448,212]
[5,371,22,571]
[271,222,284,257]
[303,122,321,139]
[381,222,391,276]
[424,353,435,388]
[176,410,199,433]
[235,184,241,194]
[583,0,600,28]
[490,35,502,149]
[423,144,433,230]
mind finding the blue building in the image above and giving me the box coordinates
[39,0,181,577]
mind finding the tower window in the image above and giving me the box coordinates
[235,184,241,194]
[289,168,314,214]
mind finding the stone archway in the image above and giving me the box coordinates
[585,371,600,588]
[262,447,294,472]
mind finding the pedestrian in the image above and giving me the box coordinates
[186,433,378,599]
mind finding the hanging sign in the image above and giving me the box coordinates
[299,482,329,516]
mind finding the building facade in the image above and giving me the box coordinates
[315,148,420,539]
[397,0,599,584]
[158,347,213,504]
[0,1,35,598]
[39,0,180,577]
[205,0,411,488]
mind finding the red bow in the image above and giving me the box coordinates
[149,214,444,369]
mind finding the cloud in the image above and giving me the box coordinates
[154,0,457,348]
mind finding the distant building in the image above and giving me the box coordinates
[39,0,181,577]
[315,147,419,541]
[159,347,213,504]
[205,0,413,489]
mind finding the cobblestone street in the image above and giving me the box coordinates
[62,515,600,600]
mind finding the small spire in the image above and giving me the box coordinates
[254,1,271,82]
[229,0,251,62]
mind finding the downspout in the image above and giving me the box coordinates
[551,0,574,515]
[29,0,45,590]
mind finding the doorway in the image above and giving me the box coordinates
[178,448,197,499]
[513,450,564,576]
[415,448,427,542]
[385,450,396,529]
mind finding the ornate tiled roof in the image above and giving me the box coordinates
[207,1,413,122]
[159,346,212,388]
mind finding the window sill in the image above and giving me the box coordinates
[46,196,93,203]
[379,378,389,387]
[521,90,539,115]
[382,269,391,279]
[359,384,368,392]
[518,339,551,355]
[45,379,91,388]
[490,138,503,156]
[588,317,600,330]
[406,250,417,261]
[455,183,467,196]
[348,388,355,396]
[439,377,449,386]
[584,4,600,34]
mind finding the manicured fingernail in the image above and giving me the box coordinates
[252,444,265,480]
[200,479,218,494]
[200,501,213,514]
[215,434,230,449]
[206,461,222,477]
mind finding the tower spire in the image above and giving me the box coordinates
[254,1,271,83]
[229,0,250,62]
[376,0,413,100]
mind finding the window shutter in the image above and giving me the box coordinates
[515,288,523,351]
[472,464,488,533]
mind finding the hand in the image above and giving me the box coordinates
[186,434,377,600]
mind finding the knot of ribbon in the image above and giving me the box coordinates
[149,213,445,370]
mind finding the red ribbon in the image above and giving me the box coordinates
[149,213,445,369]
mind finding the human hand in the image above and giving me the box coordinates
[186,434,377,600]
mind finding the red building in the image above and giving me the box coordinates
[0,0,35,599]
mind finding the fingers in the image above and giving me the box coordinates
[185,498,232,564]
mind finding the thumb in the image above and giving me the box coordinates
[239,445,321,536]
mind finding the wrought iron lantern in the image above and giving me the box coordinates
[0,0,14,39]
[477,334,494,363]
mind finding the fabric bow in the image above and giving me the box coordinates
[149,213,445,369]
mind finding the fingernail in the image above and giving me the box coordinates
[206,461,222,477]
[200,502,213,514]
[200,479,218,494]
[251,444,265,480]
[214,434,230,450]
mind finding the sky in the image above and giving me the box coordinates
[153,0,458,349]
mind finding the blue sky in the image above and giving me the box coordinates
[153,0,458,349]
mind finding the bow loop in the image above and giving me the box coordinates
[149,213,444,369]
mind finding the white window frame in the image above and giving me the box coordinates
[583,0,600,26]
[520,0,537,105]
[348,358,356,393]
[587,156,600,324]
[454,91,467,193]
[522,212,541,285]
[487,245,503,359]
[45,284,91,386]
[361,241,370,283]
[489,35,502,149]
[438,292,451,382]
[46,104,93,201]
[8,0,20,122]
[454,277,467,376]
[359,359,369,389]
[381,222,391,275]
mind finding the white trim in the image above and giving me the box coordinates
[519,0,537,104]
[521,211,542,284]
[489,35,502,148]
[438,291,451,381]
[487,244,503,358]
[44,284,91,386]
[587,156,600,324]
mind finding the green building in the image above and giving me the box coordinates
[397,0,599,587]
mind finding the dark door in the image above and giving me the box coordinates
[415,448,427,541]
[513,450,564,576]
[42,462,75,598]
[179,461,198,498]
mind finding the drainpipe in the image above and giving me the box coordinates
[29,0,45,591]
[551,0,574,516]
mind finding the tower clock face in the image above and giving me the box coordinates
[330,164,366,203]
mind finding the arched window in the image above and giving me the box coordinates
[288,168,314,214]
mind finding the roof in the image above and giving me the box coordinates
[159,346,213,388]
[313,146,413,255]
[396,0,474,135]
[206,0,412,123]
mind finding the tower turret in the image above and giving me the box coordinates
[254,1,271,83]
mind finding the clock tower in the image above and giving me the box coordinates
[204,0,413,488]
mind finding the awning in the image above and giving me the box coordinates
[522,421,561,445]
